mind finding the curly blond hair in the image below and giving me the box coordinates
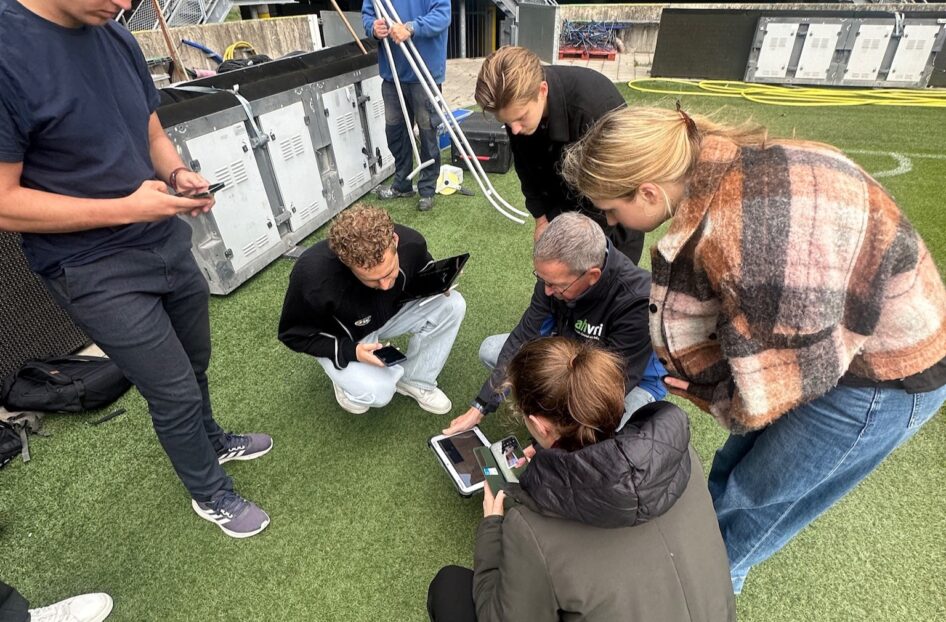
[328,204,395,269]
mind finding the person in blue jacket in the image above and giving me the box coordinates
[362,0,451,212]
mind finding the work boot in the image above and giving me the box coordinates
[376,185,415,200]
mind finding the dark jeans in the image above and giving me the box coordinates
[0,580,29,622]
[43,219,232,502]
[427,566,476,622]
[382,79,441,198]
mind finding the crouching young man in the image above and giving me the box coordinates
[279,205,465,414]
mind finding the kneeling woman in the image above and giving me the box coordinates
[428,338,735,622]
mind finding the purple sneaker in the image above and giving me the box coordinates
[217,432,273,464]
[192,491,270,538]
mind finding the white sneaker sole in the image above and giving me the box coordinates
[88,594,114,622]
[217,441,274,465]
[395,385,452,415]
[333,384,370,414]
[191,499,270,539]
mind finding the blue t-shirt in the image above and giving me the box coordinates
[0,0,175,276]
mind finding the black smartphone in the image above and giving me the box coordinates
[177,181,225,198]
[374,345,407,366]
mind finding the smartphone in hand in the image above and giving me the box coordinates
[177,181,225,198]
[374,345,407,366]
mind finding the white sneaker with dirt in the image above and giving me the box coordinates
[29,592,113,622]
[332,382,369,414]
[395,381,452,414]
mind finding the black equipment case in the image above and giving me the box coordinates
[450,116,512,174]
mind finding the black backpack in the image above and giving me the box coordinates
[0,355,131,413]
[0,420,22,468]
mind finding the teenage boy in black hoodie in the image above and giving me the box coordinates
[443,212,665,435]
[474,45,644,264]
[279,204,465,415]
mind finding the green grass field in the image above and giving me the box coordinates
[2,87,944,621]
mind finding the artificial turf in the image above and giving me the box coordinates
[2,87,944,621]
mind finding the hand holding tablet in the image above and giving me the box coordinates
[401,253,470,307]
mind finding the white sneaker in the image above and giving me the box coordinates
[332,382,369,414]
[396,382,452,414]
[29,593,113,622]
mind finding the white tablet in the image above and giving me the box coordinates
[428,426,490,497]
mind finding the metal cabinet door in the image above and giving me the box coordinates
[360,76,394,171]
[258,101,327,232]
[323,84,371,202]
[184,122,281,273]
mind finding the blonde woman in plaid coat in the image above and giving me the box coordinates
[561,107,946,594]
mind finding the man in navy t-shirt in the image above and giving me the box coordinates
[0,0,271,538]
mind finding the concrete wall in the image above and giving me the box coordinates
[132,4,946,72]
[558,3,946,57]
[133,16,320,76]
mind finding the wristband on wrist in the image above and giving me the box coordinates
[471,400,487,415]
[168,167,190,191]
[405,21,415,36]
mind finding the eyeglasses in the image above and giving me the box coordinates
[532,269,586,296]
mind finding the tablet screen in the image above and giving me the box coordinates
[433,430,485,488]
[402,253,470,302]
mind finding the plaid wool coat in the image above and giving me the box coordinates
[650,136,946,432]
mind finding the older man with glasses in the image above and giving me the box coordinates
[443,212,667,436]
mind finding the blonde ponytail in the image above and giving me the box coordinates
[561,106,769,201]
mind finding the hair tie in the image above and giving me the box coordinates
[675,100,698,140]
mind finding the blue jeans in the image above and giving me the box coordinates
[43,219,232,502]
[709,381,946,593]
[382,80,440,198]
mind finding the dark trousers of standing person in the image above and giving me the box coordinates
[427,566,477,622]
[0,580,29,622]
[42,219,233,502]
[382,80,441,199]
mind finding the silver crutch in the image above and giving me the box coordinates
[375,0,528,222]
[372,2,435,180]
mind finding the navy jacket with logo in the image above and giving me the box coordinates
[474,244,662,413]
[278,225,433,369]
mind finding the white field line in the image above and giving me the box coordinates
[847,149,946,179]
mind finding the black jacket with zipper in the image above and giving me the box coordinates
[474,243,652,413]
[278,225,432,369]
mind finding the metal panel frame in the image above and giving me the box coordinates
[163,63,395,294]
[746,16,946,88]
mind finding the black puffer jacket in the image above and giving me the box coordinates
[517,401,691,528]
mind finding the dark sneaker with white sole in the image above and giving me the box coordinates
[376,185,416,200]
[418,196,434,212]
[217,432,273,464]
[192,491,270,538]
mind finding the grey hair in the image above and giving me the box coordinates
[533,212,607,274]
